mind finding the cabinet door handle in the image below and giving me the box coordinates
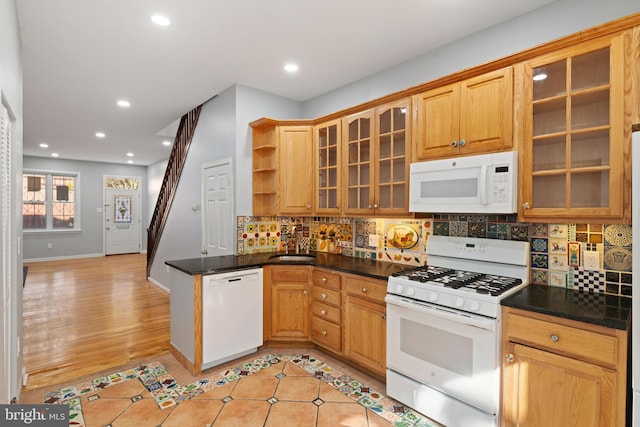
[320,309,327,315]
[361,287,367,293]
[381,314,386,320]
[321,293,327,299]
[505,353,514,363]
[307,205,311,209]
[451,140,458,147]
[522,202,531,209]
[321,330,327,336]
[459,139,466,147]
[303,290,308,296]
[550,334,559,342]
[373,204,378,209]
[321,277,327,283]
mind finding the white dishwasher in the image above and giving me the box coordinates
[202,268,263,370]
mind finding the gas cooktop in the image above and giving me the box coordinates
[392,266,523,297]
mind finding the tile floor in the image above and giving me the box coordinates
[21,348,442,427]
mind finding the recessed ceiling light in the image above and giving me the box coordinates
[39,143,48,148]
[284,63,299,73]
[95,132,106,138]
[162,140,172,146]
[126,152,134,157]
[151,15,171,26]
[117,99,131,108]
[51,153,59,157]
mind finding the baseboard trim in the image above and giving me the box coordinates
[169,343,197,376]
[24,253,105,263]
[147,277,170,294]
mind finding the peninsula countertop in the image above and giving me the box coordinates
[165,251,416,281]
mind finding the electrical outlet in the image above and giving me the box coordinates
[583,251,600,270]
[47,242,52,249]
[368,234,379,247]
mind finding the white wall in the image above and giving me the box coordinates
[22,156,148,260]
[149,84,302,288]
[302,0,640,118]
[1,0,23,404]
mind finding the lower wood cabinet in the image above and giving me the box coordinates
[501,307,628,427]
[264,266,387,378]
[264,266,310,341]
[310,269,342,354]
[343,274,387,377]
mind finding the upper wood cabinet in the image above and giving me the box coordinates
[278,126,314,215]
[315,119,342,215]
[251,122,278,215]
[519,33,628,222]
[413,67,513,160]
[343,99,411,216]
[251,120,313,216]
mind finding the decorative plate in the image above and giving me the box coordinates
[386,225,419,250]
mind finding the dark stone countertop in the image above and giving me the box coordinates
[501,284,631,331]
[165,251,416,281]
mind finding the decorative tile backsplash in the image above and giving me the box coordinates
[236,214,632,299]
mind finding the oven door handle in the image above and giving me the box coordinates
[385,294,496,331]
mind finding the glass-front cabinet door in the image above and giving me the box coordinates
[342,99,411,216]
[375,99,410,216]
[343,111,375,215]
[315,119,341,215]
[521,34,626,221]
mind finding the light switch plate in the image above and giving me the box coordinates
[369,234,379,247]
[583,251,600,271]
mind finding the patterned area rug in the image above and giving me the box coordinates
[43,353,438,427]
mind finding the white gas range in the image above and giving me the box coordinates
[385,235,530,427]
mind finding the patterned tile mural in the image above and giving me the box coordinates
[236,214,632,299]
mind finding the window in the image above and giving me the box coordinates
[22,171,79,231]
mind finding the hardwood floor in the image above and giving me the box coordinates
[22,253,170,391]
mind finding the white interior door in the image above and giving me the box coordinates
[105,177,141,255]
[202,159,234,257]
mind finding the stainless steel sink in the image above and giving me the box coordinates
[268,254,316,262]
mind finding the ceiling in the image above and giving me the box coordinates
[17,0,558,166]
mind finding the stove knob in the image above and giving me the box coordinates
[455,297,465,308]
[395,284,404,294]
[469,300,480,311]
[429,292,438,302]
[406,287,415,297]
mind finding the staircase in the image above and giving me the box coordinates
[146,105,202,277]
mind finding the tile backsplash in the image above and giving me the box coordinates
[236,214,632,299]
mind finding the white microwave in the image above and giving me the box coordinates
[409,151,518,214]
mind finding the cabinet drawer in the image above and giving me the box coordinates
[310,301,341,324]
[344,276,387,304]
[311,316,341,353]
[311,286,341,307]
[270,266,310,282]
[505,312,618,367]
[312,269,341,290]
